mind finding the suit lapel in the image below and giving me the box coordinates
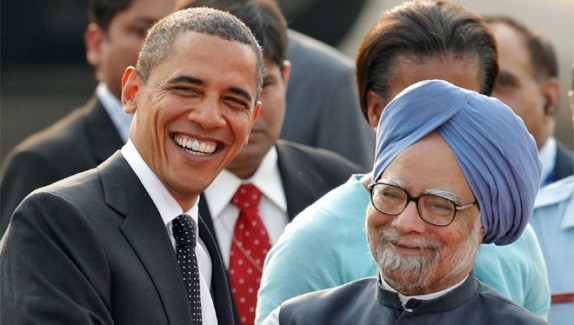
[198,194,216,240]
[197,216,237,324]
[275,142,317,221]
[98,153,192,324]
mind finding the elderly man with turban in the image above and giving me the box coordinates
[262,80,547,324]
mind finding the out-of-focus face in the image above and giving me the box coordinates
[86,0,175,98]
[226,59,291,179]
[366,132,483,295]
[366,55,482,127]
[490,22,553,150]
[122,31,261,210]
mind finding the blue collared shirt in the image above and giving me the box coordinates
[531,175,574,325]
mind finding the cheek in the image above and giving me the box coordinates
[366,204,389,229]
[229,112,255,143]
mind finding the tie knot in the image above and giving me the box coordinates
[232,184,261,211]
[172,214,197,249]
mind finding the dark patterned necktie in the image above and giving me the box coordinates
[172,214,203,324]
[229,184,272,324]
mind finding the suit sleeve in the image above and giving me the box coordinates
[313,67,374,170]
[1,150,64,236]
[0,192,113,324]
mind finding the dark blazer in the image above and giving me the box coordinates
[283,30,375,170]
[199,139,364,245]
[277,275,548,324]
[553,140,574,182]
[0,152,236,324]
[0,96,123,235]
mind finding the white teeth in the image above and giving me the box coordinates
[175,136,216,154]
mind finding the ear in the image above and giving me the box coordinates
[541,77,560,117]
[85,23,105,68]
[281,60,292,87]
[121,67,140,114]
[366,90,385,128]
[252,101,262,124]
[243,101,262,146]
[479,225,486,244]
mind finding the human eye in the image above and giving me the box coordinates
[223,96,250,111]
[494,73,519,92]
[171,85,201,97]
[423,196,455,215]
[262,77,276,89]
[379,185,405,203]
[130,24,153,39]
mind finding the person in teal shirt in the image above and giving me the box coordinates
[255,1,550,323]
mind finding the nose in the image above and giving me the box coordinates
[187,98,226,129]
[392,201,426,234]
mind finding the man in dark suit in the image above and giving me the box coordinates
[0,0,176,236]
[282,29,375,170]
[486,15,574,185]
[176,1,363,324]
[1,7,264,324]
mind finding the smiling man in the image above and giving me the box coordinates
[264,80,546,324]
[0,8,263,324]
[176,1,363,324]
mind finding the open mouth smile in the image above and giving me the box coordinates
[174,134,218,156]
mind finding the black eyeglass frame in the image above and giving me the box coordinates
[367,182,477,227]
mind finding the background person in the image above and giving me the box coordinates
[528,66,574,325]
[486,15,574,185]
[0,0,176,236]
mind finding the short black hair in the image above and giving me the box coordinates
[178,0,287,69]
[88,0,133,32]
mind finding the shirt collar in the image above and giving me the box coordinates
[121,140,199,227]
[204,146,287,218]
[379,273,468,310]
[97,82,133,143]
[539,136,557,186]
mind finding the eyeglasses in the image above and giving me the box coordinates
[368,182,476,227]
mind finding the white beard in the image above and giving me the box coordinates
[367,221,481,294]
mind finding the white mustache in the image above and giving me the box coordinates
[379,228,441,251]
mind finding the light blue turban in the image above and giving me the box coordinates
[373,80,541,245]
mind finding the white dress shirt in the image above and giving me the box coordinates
[204,147,289,268]
[122,140,218,324]
[97,82,133,142]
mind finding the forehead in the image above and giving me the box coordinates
[490,23,531,68]
[151,31,260,99]
[386,55,482,102]
[114,0,175,23]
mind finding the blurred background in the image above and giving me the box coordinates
[2,0,573,162]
